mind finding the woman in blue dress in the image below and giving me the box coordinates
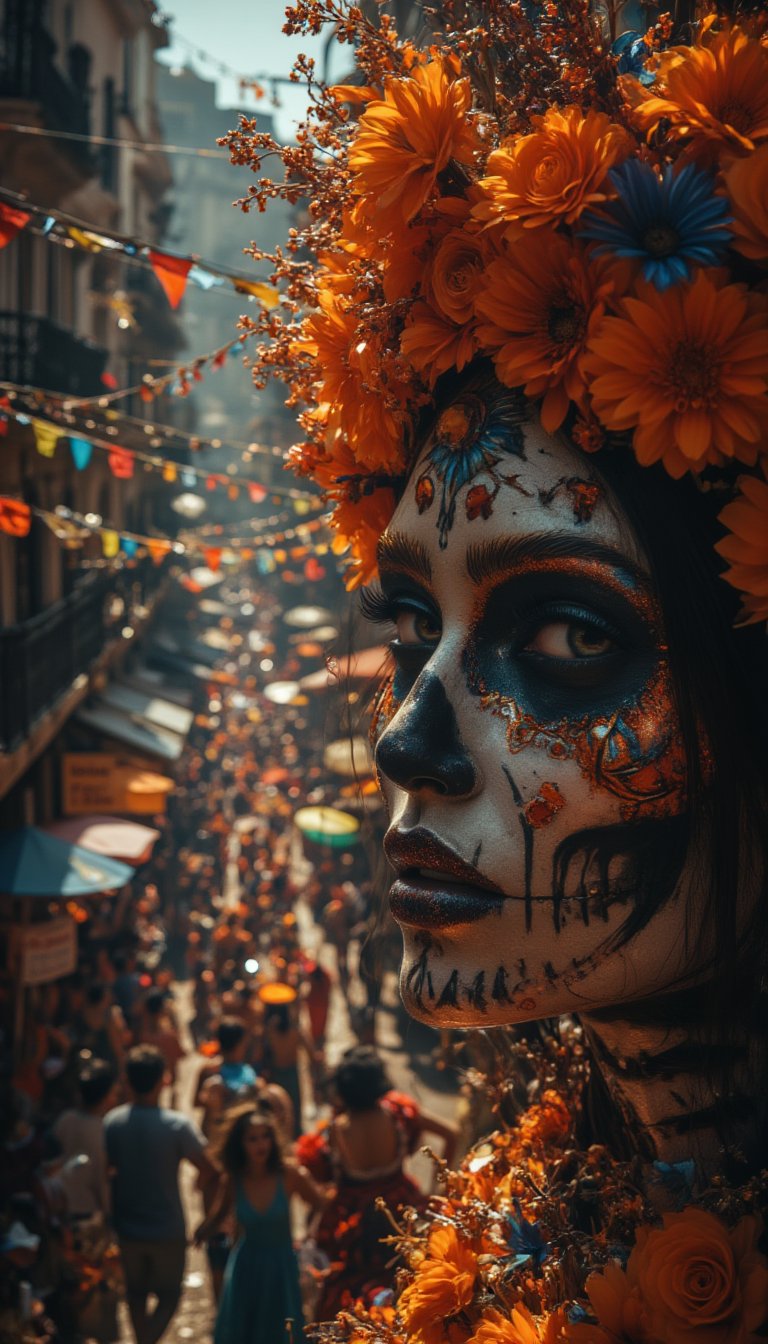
[196,1103,326,1344]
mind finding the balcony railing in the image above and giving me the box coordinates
[0,1,94,175]
[0,565,160,753]
[0,313,107,398]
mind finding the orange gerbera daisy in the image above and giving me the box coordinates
[722,143,768,261]
[585,272,768,477]
[299,287,411,475]
[398,1225,478,1344]
[473,106,630,238]
[626,22,768,158]
[715,461,768,625]
[469,1305,567,1344]
[349,56,482,234]
[474,233,614,432]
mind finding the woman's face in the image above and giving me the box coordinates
[243,1119,275,1165]
[372,384,696,1028]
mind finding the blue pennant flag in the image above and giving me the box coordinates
[69,436,93,470]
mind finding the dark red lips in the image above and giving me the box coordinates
[384,827,505,928]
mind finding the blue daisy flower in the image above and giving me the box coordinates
[579,159,733,291]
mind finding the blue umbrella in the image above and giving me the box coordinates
[0,827,134,897]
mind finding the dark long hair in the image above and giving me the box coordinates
[217,1103,284,1176]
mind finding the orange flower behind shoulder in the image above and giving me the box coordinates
[397,1224,478,1344]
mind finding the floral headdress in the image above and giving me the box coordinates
[224,1,768,620]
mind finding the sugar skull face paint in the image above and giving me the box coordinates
[369,384,696,1028]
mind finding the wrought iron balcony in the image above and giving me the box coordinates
[0,313,107,398]
[0,0,94,177]
[0,565,162,753]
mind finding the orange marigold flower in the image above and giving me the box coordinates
[398,1224,478,1344]
[348,56,482,234]
[715,460,768,625]
[516,1091,572,1147]
[469,1304,567,1343]
[329,487,398,590]
[474,233,614,432]
[584,272,768,478]
[722,143,768,261]
[299,287,411,474]
[401,299,479,387]
[473,105,630,238]
[625,23,768,158]
[629,1208,768,1344]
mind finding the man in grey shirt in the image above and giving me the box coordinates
[105,1045,218,1344]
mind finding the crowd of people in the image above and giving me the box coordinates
[1,570,459,1344]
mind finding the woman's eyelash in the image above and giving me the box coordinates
[359,585,397,625]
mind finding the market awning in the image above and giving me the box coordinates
[0,827,134,897]
[299,645,391,691]
[100,682,194,738]
[43,816,160,865]
[75,701,185,762]
[117,665,194,709]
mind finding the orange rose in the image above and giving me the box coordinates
[429,228,488,325]
[473,105,630,238]
[722,144,768,261]
[400,299,479,387]
[398,1224,478,1344]
[630,1209,768,1344]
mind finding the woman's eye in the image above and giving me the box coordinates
[395,609,441,647]
[524,620,617,660]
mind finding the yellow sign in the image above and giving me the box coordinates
[62,754,173,816]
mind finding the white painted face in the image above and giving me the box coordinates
[369,382,694,1028]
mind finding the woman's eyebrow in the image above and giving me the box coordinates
[465,534,650,588]
[377,531,433,586]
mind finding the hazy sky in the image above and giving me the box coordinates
[156,0,339,139]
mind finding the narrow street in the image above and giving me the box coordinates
[116,858,461,1344]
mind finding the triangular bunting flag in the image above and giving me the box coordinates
[248,483,267,504]
[148,250,192,309]
[148,540,171,565]
[0,202,31,249]
[32,419,59,457]
[69,436,93,470]
[108,447,134,479]
[203,547,222,572]
[0,497,31,537]
[232,279,279,307]
[162,463,178,483]
[121,538,139,557]
[101,530,119,558]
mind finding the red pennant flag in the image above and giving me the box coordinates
[0,202,31,249]
[248,483,267,504]
[0,496,31,537]
[108,447,134,479]
[203,547,222,572]
[148,250,192,309]
[205,474,218,492]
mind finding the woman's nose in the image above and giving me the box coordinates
[375,670,478,797]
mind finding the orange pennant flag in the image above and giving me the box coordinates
[148,540,171,565]
[203,547,222,572]
[148,250,192,309]
[0,496,31,537]
[0,202,31,249]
